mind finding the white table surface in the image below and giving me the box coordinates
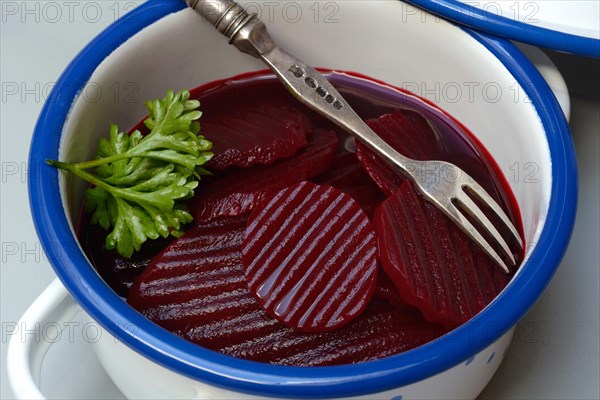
[1,2,598,399]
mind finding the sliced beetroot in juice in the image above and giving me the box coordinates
[355,110,432,195]
[221,297,448,366]
[374,180,515,329]
[204,104,310,170]
[355,110,510,207]
[314,152,386,218]
[241,182,378,332]
[127,215,251,335]
[128,214,446,365]
[189,129,338,222]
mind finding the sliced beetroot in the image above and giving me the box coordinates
[128,215,446,365]
[374,180,515,329]
[128,215,251,334]
[204,104,310,170]
[241,182,378,332]
[355,110,432,195]
[222,297,448,366]
[314,152,385,218]
[355,110,509,206]
[189,129,338,222]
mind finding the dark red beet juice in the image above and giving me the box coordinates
[79,71,523,364]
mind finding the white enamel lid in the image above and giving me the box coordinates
[407,0,600,57]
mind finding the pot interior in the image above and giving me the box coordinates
[59,3,551,268]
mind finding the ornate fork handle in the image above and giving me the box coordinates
[187,0,274,55]
[185,0,522,273]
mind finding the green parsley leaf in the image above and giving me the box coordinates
[47,89,213,258]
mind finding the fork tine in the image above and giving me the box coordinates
[444,204,511,274]
[455,192,516,267]
[463,181,523,248]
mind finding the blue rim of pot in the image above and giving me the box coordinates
[28,0,577,398]
[406,0,600,58]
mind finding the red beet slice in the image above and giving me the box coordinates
[128,215,251,335]
[128,215,446,365]
[223,298,447,366]
[189,129,338,222]
[204,105,310,170]
[374,180,516,328]
[355,110,509,208]
[242,182,378,332]
[355,110,432,195]
[314,152,385,218]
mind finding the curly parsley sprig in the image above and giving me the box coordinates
[47,89,213,258]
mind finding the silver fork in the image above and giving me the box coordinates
[185,0,523,273]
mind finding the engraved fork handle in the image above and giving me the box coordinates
[185,0,415,174]
[186,0,276,56]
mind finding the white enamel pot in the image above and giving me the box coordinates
[12,1,577,399]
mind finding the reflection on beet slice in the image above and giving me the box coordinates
[204,105,310,170]
[189,129,338,222]
[242,182,378,332]
[128,214,446,365]
[314,152,385,218]
[374,180,515,329]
